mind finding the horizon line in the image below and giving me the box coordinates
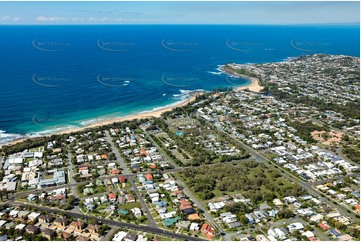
[0,22,360,26]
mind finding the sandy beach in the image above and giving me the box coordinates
[0,93,200,147]
[235,75,263,92]
[57,93,199,134]
[1,76,261,148]
[220,65,264,93]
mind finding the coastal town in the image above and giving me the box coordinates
[0,54,359,241]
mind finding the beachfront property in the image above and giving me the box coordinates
[0,54,358,241]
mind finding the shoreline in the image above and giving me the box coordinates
[0,93,200,147]
[0,71,262,148]
[235,74,263,92]
[219,64,263,93]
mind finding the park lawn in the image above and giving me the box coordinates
[93,185,107,194]
[44,174,53,179]
[118,202,142,210]
[122,182,132,189]
[24,157,33,162]
[151,211,159,219]
[29,146,44,152]
[179,161,295,203]
[212,189,241,199]
[262,151,279,160]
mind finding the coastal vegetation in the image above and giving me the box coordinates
[342,146,360,164]
[286,120,326,143]
[179,161,305,202]
[222,64,258,78]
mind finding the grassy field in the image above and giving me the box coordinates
[178,161,299,204]
[118,202,142,210]
[29,146,44,152]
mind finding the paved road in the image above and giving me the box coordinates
[145,130,225,237]
[13,201,204,241]
[104,130,131,175]
[104,130,158,229]
[221,130,359,221]
[67,147,78,197]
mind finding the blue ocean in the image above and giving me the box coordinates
[0,24,359,144]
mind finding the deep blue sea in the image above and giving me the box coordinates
[0,24,359,144]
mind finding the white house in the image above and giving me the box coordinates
[287,222,304,233]
[131,208,142,218]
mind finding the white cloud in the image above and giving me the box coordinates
[1,16,10,21]
[87,17,109,22]
[13,17,20,22]
[36,16,70,22]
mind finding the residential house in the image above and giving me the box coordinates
[176,221,190,230]
[118,176,126,183]
[61,232,72,241]
[126,194,136,203]
[70,221,86,233]
[145,173,153,181]
[287,222,304,233]
[87,224,100,234]
[131,208,142,218]
[42,228,56,240]
[25,225,39,235]
[318,223,329,231]
[76,235,89,241]
[201,223,215,237]
[28,212,40,221]
[15,224,26,230]
[124,232,138,242]
[38,215,54,223]
[54,218,69,228]
[188,214,200,221]
[109,193,117,203]
[190,223,200,231]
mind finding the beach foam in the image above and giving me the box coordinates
[79,118,108,126]
[207,71,223,75]
[0,130,26,145]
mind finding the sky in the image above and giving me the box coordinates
[0,1,359,25]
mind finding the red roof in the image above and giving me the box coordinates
[51,194,66,201]
[355,205,360,211]
[206,233,214,240]
[213,93,221,97]
[201,224,214,235]
[318,223,329,231]
[108,193,117,199]
[180,204,193,210]
[180,199,191,206]
[118,176,126,183]
[145,173,153,180]
[79,166,89,170]
[188,214,200,220]
[171,190,182,195]
[110,169,120,175]
[140,149,148,155]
